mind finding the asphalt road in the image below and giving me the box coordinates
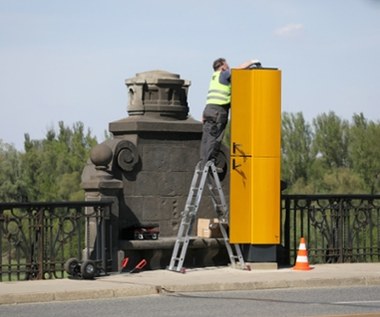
[1,286,380,317]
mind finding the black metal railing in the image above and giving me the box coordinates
[0,201,112,282]
[1,195,380,281]
[282,195,380,265]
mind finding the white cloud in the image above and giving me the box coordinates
[274,23,304,37]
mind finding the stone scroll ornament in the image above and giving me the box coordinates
[115,140,139,172]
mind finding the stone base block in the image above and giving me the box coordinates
[118,237,229,271]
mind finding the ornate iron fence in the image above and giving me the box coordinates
[282,195,380,265]
[1,196,380,281]
[0,201,112,282]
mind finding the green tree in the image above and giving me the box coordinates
[319,167,367,194]
[0,140,27,201]
[312,111,350,169]
[21,121,98,201]
[349,113,380,194]
[281,112,314,186]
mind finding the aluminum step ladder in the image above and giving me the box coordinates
[168,160,246,272]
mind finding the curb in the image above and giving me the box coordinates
[0,285,159,306]
[156,276,380,294]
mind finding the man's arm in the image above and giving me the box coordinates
[234,59,261,69]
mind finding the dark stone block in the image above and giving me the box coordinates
[119,238,230,270]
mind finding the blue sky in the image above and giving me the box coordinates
[1,0,380,150]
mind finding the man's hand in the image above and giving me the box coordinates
[235,59,261,69]
[250,59,261,66]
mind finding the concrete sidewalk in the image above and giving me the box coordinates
[1,263,380,305]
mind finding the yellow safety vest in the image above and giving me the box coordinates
[206,71,231,105]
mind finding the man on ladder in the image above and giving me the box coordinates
[200,57,260,168]
[168,57,260,273]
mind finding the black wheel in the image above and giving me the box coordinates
[64,258,80,276]
[81,260,98,279]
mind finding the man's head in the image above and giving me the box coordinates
[213,58,229,71]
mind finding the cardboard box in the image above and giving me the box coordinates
[197,218,222,238]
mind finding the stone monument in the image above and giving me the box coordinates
[82,70,229,271]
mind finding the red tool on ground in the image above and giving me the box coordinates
[119,257,129,273]
[129,259,147,273]
[120,258,147,274]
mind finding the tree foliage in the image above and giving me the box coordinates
[0,141,27,201]
[348,113,380,193]
[312,111,350,169]
[282,112,380,194]
[281,112,313,185]
[0,121,97,202]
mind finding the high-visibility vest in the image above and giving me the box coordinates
[206,71,231,105]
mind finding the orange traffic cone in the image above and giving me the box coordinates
[293,237,312,271]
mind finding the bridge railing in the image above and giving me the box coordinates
[282,194,380,265]
[1,196,380,281]
[0,201,113,282]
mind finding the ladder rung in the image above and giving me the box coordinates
[178,219,191,225]
[184,207,196,213]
